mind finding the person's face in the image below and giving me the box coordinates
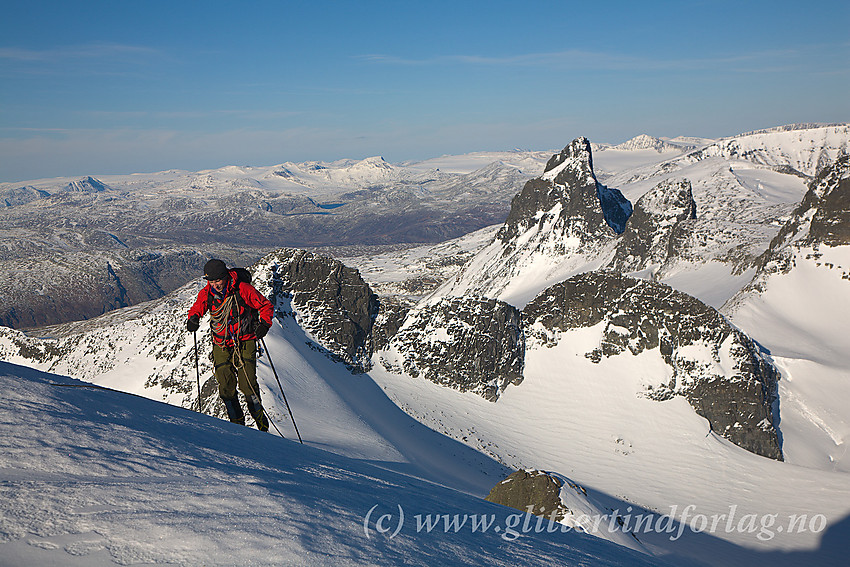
[209,278,226,293]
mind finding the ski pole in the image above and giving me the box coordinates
[193,331,202,413]
[261,337,303,444]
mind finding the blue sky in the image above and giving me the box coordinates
[1,0,847,182]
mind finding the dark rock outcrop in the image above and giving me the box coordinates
[65,176,110,193]
[770,154,850,251]
[497,137,632,248]
[609,178,697,273]
[523,271,782,460]
[370,296,411,352]
[485,470,571,522]
[727,156,850,302]
[260,249,379,371]
[386,296,524,400]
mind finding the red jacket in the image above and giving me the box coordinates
[188,270,273,347]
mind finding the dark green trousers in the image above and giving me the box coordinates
[212,340,260,400]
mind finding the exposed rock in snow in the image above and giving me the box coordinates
[433,138,632,305]
[610,134,690,153]
[64,176,110,193]
[0,185,50,207]
[485,469,646,553]
[523,271,782,460]
[608,178,697,274]
[384,296,524,401]
[684,124,850,178]
[255,248,379,372]
[727,155,850,303]
[499,137,631,245]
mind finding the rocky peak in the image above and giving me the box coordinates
[609,178,697,273]
[724,156,850,305]
[793,155,850,247]
[65,176,109,193]
[612,134,681,152]
[523,271,782,460]
[255,249,379,372]
[497,137,632,247]
[0,185,50,207]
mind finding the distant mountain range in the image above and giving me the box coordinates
[2,123,849,565]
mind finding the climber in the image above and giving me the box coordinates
[186,259,274,431]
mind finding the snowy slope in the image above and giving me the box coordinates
[3,125,850,566]
[727,245,850,471]
[372,327,850,566]
[722,156,850,472]
[3,245,847,565]
[0,362,663,567]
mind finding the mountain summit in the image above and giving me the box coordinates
[435,137,632,306]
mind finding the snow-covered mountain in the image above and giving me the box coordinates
[435,124,849,310]
[0,152,550,328]
[427,137,633,307]
[2,124,850,566]
[2,362,664,566]
[722,155,850,471]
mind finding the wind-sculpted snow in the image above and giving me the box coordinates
[0,363,662,567]
[0,278,220,413]
[523,271,782,460]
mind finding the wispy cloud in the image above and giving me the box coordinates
[0,42,161,63]
[80,109,304,121]
[0,42,167,78]
[356,46,825,73]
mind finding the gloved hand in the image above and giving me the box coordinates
[187,315,200,332]
[254,320,271,339]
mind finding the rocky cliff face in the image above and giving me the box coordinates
[383,296,524,401]
[523,271,782,460]
[256,248,379,371]
[726,155,850,302]
[432,137,633,304]
[766,154,850,252]
[608,179,697,274]
[498,137,632,247]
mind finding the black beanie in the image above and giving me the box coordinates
[203,259,229,281]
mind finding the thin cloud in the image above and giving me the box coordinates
[81,109,304,120]
[0,42,161,62]
[0,42,167,78]
[356,46,825,73]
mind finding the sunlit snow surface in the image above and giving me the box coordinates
[0,363,662,567]
[2,126,850,566]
